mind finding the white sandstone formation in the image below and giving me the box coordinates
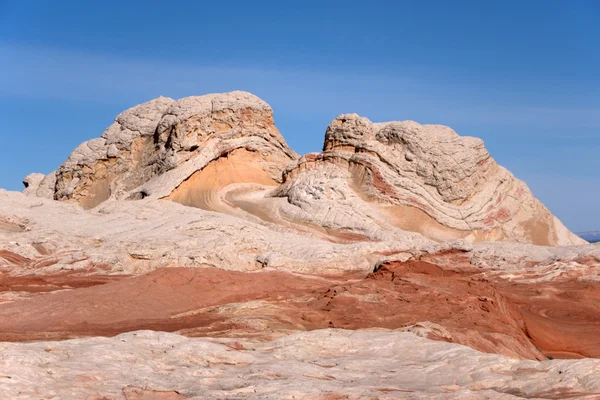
[1,329,599,399]
[275,114,584,246]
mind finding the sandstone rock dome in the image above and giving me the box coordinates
[27,91,583,246]
[275,114,584,246]
[44,91,297,210]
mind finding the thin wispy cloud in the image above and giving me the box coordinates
[1,42,599,131]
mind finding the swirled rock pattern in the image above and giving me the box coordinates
[274,114,584,246]
[51,91,296,209]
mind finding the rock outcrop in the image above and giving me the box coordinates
[26,92,582,247]
[22,173,45,196]
[275,114,584,246]
[22,171,55,199]
[49,91,296,209]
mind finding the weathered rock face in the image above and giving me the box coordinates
[51,91,297,209]
[22,173,44,196]
[275,114,584,246]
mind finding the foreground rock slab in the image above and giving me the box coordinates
[1,329,599,400]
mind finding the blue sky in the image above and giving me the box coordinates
[0,0,598,231]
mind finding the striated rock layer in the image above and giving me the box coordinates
[0,265,540,359]
[1,255,600,360]
[49,91,297,209]
[275,114,584,246]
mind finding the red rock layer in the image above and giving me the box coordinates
[0,257,598,359]
[497,279,600,359]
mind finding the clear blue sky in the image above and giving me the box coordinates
[0,0,598,231]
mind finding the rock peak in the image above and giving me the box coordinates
[291,112,583,246]
[42,91,296,209]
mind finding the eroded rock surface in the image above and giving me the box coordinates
[1,329,600,399]
[4,91,599,398]
[274,115,584,246]
[48,92,296,209]
[0,189,429,276]
[1,255,599,361]
[0,263,542,359]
